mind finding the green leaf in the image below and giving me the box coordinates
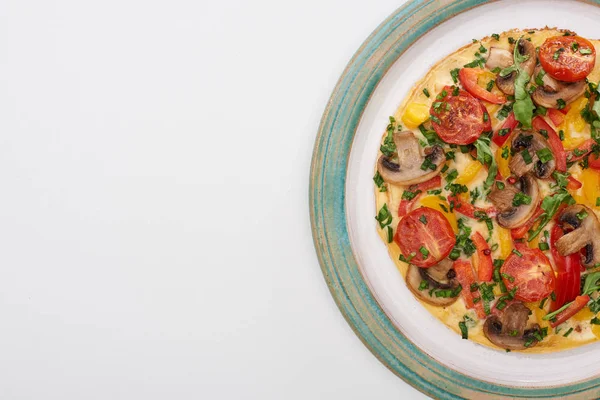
[474,136,497,190]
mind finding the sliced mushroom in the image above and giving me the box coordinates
[495,38,536,96]
[485,47,514,70]
[483,302,541,350]
[488,174,539,229]
[509,130,556,179]
[556,205,600,268]
[406,260,459,307]
[532,65,587,109]
[377,131,445,185]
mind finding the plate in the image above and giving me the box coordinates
[309,0,600,398]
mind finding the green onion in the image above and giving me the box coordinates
[512,249,523,257]
[539,242,549,251]
[563,327,574,337]
[419,246,429,259]
[537,148,554,163]
[419,215,427,225]
[458,321,468,339]
[423,88,430,98]
[521,149,533,164]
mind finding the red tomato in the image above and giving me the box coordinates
[471,232,493,282]
[566,176,582,190]
[590,153,600,170]
[547,108,565,127]
[532,116,566,172]
[539,36,596,82]
[501,244,555,302]
[430,86,486,144]
[448,194,497,219]
[492,112,518,146]
[395,207,455,268]
[550,295,590,328]
[453,259,486,319]
[568,138,595,162]
[397,176,442,217]
[459,68,506,104]
[550,224,582,311]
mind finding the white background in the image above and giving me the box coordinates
[0,0,427,399]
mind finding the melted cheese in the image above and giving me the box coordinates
[375,29,600,353]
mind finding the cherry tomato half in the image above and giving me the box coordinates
[430,86,486,145]
[501,244,555,302]
[395,207,455,268]
[539,36,596,82]
[459,68,506,104]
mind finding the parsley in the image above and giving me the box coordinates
[537,148,554,163]
[512,248,523,257]
[450,68,460,84]
[513,192,532,207]
[458,320,468,339]
[386,226,393,243]
[376,204,393,228]
[535,69,546,86]
[521,149,533,164]
[479,44,487,53]
[373,171,386,192]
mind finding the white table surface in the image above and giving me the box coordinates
[1,0,428,398]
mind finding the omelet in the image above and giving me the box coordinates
[374,28,600,353]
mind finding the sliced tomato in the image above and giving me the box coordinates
[550,222,583,311]
[539,36,596,82]
[395,207,455,268]
[590,153,600,170]
[566,176,582,190]
[493,112,518,146]
[547,108,565,127]
[397,176,442,217]
[430,86,486,144]
[453,259,486,319]
[459,68,506,104]
[549,295,590,328]
[471,232,493,282]
[532,116,566,172]
[448,195,497,219]
[510,207,544,240]
[567,138,595,162]
[501,244,555,302]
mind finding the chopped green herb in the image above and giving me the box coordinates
[418,280,429,291]
[535,69,546,86]
[512,249,523,257]
[557,98,566,110]
[521,149,533,164]
[537,148,554,163]
[580,48,593,55]
[402,190,420,200]
[423,88,430,98]
[559,130,565,140]
[486,80,494,92]
[553,48,565,61]
[513,192,532,207]
[450,68,460,84]
[376,204,393,228]
[539,242,549,251]
[419,246,429,259]
[591,317,600,325]
[419,215,428,225]
[491,33,500,40]
[496,181,505,190]
[459,321,468,339]
[387,226,393,243]
[563,327,574,337]
[399,253,416,263]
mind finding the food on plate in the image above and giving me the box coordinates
[374,28,600,352]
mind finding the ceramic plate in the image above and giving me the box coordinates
[310,0,600,398]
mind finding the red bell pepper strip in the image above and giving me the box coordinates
[567,138,595,162]
[532,116,566,172]
[471,232,493,282]
[549,295,590,328]
[459,68,506,104]
[448,195,498,219]
[550,224,583,312]
[397,176,442,217]
[453,259,486,319]
[558,105,571,114]
[566,176,582,190]
[547,108,565,127]
[492,112,518,146]
[510,207,544,240]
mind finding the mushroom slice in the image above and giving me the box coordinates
[509,130,556,179]
[377,131,445,185]
[406,260,459,307]
[556,205,600,268]
[532,65,587,109]
[483,302,541,350]
[488,174,539,229]
[495,38,536,96]
[485,47,514,70]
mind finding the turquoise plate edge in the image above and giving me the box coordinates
[309,0,600,398]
